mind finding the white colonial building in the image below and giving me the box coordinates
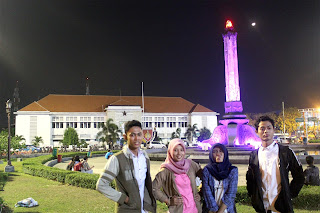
[15,94,219,146]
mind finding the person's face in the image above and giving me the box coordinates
[124,126,143,151]
[172,145,185,162]
[212,147,224,163]
[257,121,275,146]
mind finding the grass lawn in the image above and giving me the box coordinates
[1,161,319,213]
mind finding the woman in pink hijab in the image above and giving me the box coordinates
[152,139,202,213]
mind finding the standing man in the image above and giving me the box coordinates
[96,120,156,213]
[246,115,304,213]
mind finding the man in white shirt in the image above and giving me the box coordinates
[96,120,156,213]
[246,115,304,213]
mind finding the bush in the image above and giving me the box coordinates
[235,186,250,204]
[65,172,100,189]
[308,139,320,143]
[293,185,320,210]
[22,151,118,190]
[235,185,320,210]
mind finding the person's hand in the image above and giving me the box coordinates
[194,193,201,202]
[124,196,129,204]
[169,196,183,206]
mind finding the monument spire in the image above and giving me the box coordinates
[222,20,243,114]
[202,20,260,148]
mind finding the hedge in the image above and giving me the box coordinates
[236,185,320,210]
[308,139,320,143]
[22,151,117,189]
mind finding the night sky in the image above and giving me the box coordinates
[0,1,319,128]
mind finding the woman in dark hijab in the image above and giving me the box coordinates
[202,143,238,213]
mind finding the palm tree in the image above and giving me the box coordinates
[32,136,43,147]
[184,124,198,143]
[171,128,181,139]
[96,118,122,150]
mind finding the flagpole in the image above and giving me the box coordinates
[142,82,145,120]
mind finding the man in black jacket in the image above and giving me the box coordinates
[246,115,304,213]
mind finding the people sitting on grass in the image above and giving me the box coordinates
[72,156,81,171]
[304,155,320,186]
[66,156,76,170]
[81,156,94,174]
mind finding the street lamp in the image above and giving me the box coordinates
[5,99,14,172]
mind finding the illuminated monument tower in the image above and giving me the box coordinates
[203,20,260,147]
[223,20,243,114]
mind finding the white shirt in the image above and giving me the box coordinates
[258,141,281,213]
[213,177,227,213]
[129,149,147,213]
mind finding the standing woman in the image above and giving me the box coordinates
[202,143,238,213]
[152,139,202,213]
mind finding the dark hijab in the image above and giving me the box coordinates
[205,143,236,181]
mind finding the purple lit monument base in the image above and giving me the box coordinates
[202,118,261,149]
[224,101,243,114]
[202,101,261,148]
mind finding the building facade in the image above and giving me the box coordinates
[15,94,219,146]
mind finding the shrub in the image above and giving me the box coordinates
[308,139,320,143]
[293,185,320,210]
[22,151,118,189]
[65,172,100,189]
[236,185,320,210]
[235,186,250,204]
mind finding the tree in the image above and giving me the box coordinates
[0,130,25,158]
[79,139,88,149]
[275,107,301,136]
[62,128,79,149]
[170,128,181,139]
[96,118,122,150]
[246,112,278,128]
[184,124,198,143]
[197,127,212,142]
[308,119,320,139]
[32,136,43,147]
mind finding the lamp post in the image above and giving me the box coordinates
[5,99,14,172]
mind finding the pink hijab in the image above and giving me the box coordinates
[160,139,191,174]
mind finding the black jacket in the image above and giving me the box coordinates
[246,144,305,213]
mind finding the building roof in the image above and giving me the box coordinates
[19,94,216,114]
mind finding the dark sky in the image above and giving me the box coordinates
[0,1,319,128]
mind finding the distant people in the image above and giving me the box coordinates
[105,149,113,160]
[202,143,238,213]
[96,120,156,213]
[303,137,308,145]
[152,139,202,213]
[72,155,80,171]
[81,156,94,174]
[247,115,305,212]
[66,156,76,170]
[304,155,320,186]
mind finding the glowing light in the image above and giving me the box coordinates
[251,22,256,26]
[226,20,233,29]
